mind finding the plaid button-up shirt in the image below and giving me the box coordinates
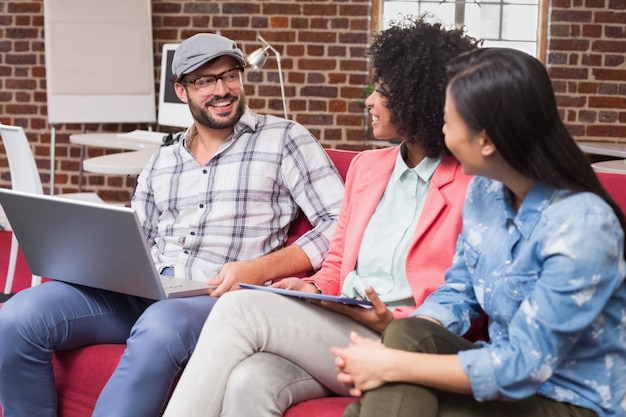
[132,109,344,281]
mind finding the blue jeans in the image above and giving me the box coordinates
[0,279,218,417]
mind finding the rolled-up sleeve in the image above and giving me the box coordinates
[281,125,344,269]
[413,178,626,414]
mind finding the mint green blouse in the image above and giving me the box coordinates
[340,146,442,307]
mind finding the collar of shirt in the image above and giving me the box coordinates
[502,180,557,240]
[392,143,443,183]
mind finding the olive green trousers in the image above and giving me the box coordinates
[343,318,597,417]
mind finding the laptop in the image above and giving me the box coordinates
[0,188,215,299]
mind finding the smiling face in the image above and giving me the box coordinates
[174,55,246,130]
[365,83,399,141]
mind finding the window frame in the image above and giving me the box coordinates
[372,0,548,63]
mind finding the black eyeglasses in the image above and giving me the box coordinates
[180,66,244,94]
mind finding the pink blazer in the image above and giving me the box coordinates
[306,146,472,319]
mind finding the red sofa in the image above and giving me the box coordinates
[0,148,359,417]
[5,154,626,417]
[48,343,357,417]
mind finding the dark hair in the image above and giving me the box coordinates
[446,47,626,246]
[369,15,481,158]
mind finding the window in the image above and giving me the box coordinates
[380,0,545,59]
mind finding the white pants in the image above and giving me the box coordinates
[163,289,380,417]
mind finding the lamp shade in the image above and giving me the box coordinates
[246,47,269,70]
[245,35,288,119]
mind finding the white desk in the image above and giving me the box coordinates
[82,147,159,175]
[578,141,626,159]
[69,133,162,184]
[592,159,626,174]
[69,132,148,150]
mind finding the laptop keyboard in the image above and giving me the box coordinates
[160,276,183,289]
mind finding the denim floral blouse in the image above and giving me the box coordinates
[414,177,626,417]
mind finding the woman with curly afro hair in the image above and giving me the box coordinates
[368,15,479,159]
[162,15,481,417]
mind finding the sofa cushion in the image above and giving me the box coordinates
[49,343,354,417]
[284,397,356,417]
[53,345,125,417]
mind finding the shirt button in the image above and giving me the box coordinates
[203,169,208,174]
[199,204,204,209]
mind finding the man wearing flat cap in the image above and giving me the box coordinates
[0,33,344,417]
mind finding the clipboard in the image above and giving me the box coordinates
[239,283,373,307]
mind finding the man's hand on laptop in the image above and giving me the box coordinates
[207,260,263,297]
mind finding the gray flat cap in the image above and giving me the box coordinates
[172,33,246,80]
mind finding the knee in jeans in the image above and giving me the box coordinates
[0,306,20,349]
[0,295,43,340]
[226,353,293,407]
[0,298,54,367]
[226,359,259,399]
[223,354,289,415]
[131,303,197,346]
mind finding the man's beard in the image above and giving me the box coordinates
[189,94,246,130]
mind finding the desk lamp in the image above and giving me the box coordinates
[246,35,288,119]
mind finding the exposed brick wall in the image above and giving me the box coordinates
[548,0,626,142]
[0,0,624,204]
